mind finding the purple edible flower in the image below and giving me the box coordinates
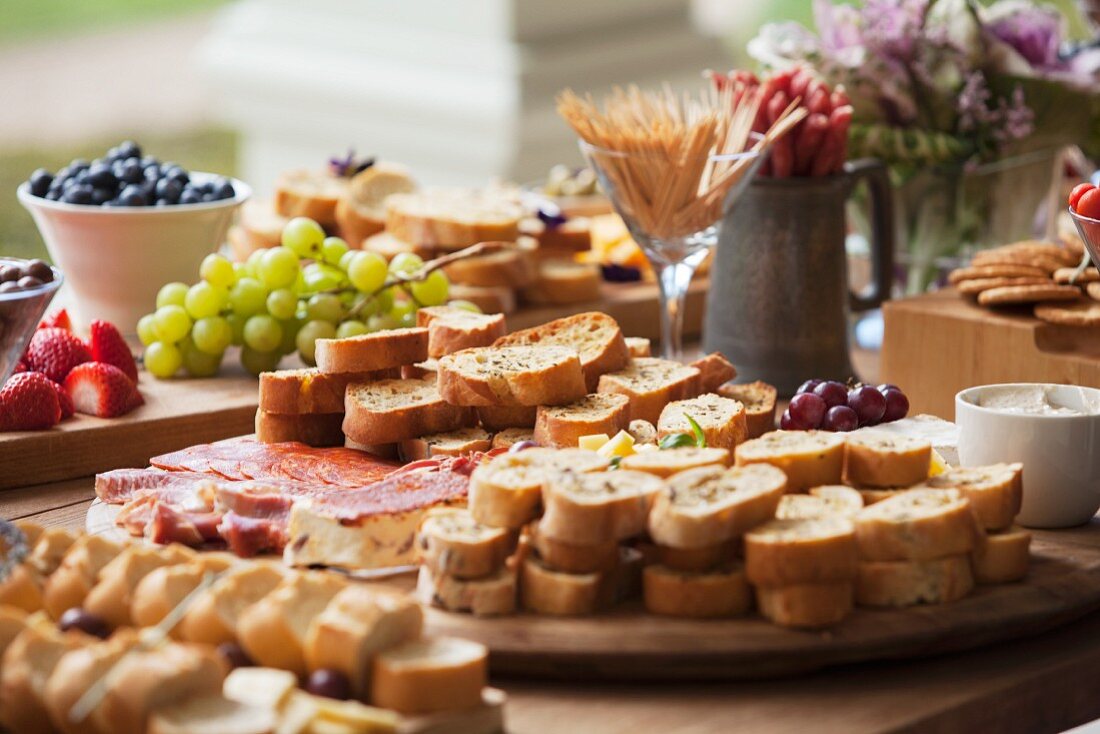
[328,149,375,178]
[600,264,642,283]
[536,206,568,230]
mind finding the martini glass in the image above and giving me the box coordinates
[580,140,766,360]
[1069,207,1100,277]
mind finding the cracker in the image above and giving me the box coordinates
[955,277,1052,296]
[981,241,1079,265]
[1034,300,1100,326]
[970,254,1062,273]
[977,284,1081,306]
[1054,267,1100,284]
[948,265,1049,284]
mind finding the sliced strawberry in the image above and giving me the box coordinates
[26,328,91,383]
[0,372,62,430]
[12,360,29,374]
[52,381,74,419]
[38,309,72,332]
[63,362,143,418]
[88,320,138,383]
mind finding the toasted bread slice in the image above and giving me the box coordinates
[147,694,276,734]
[416,566,516,616]
[858,488,908,506]
[315,328,429,374]
[734,430,846,492]
[534,393,630,448]
[416,306,507,358]
[658,393,748,451]
[855,489,982,561]
[131,556,239,630]
[843,432,932,488]
[643,563,751,618]
[258,367,398,415]
[443,245,537,288]
[745,516,858,586]
[598,358,702,424]
[648,464,788,549]
[178,562,286,645]
[438,345,587,407]
[490,427,535,450]
[523,216,592,254]
[494,312,630,393]
[416,508,514,579]
[755,583,853,629]
[449,283,517,315]
[619,446,730,477]
[525,521,620,574]
[778,486,864,520]
[856,554,974,607]
[238,199,288,249]
[255,410,345,447]
[336,196,385,248]
[913,463,1023,531]
[519,555,612,616]
[476,404,536,430]
[401,359,438,381]
[690,353,737,392]
[399,426,493,461]
[386,189,523,249]
[363,231,437,260]
[344,437,399,460]
[274,169,347,227]
[972,526,1030,584]
[371,637,488,715]
[42,535,124,620]
[539,469,664,544]
[627,419,658,445]
[336,162,416,246]
[656,539,738,572]
[717,382,777,439]
[84,544,195,628]
[343,378,475,445]
[522,259,601,306]
[624,337,651,358]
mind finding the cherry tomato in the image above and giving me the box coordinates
[1070,183,1096,211]
[1076,188,1100,220]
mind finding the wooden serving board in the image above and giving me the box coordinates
[426,526,1100,680]
[881,289,1100,418]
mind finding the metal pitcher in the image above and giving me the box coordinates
[703,159,894,396]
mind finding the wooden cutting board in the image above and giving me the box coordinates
[426,526,1100,680]
[881,289,1100,418]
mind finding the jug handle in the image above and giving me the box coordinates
[845,158,894,312]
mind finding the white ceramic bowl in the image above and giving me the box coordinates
[18,173,250,335]
[956,383,1100,528]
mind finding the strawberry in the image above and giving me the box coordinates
[38,309,72,332]
[0,372,62,430]
[26,328,91,383]
[51,381,74,419]
[12,360,29,374]
[63,362,144,418]
[88,320,138,383]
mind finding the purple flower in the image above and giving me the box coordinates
[983,2,1064,71]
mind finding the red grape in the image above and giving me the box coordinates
[822,405,858,432]
[848,385,886,426]
[307,669,352,700]
[779,409,797,430]
[789,392,826,428]
[813,380,848,408]
[877,383,900,392]
[881,388,909,422]
[796,379,823,395]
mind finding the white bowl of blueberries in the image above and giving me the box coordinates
[17,141,250,334]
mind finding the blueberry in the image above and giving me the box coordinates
[45,190,60,201]
[73,169,89,185]
[70,159,89,172]
[85,163,115,189]
[143,164,161,181]
[106,146,121,161]
[62,185,94,205]
[118,140,141,159]
[213,179,235,200]
[166,167,189,185]
[56,166,72,180]
[178,187,202,205]
[141,154,159,167]
[155,178,182,203]
[28,169,53,197]
[61,177,78,191]
[201,192,216,202]
[117,185,147,206]
[91,187,114,205]
[118,159,143,185]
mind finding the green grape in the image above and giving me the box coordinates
[281,217,325,258]
[347,251,388,293]
[258,247,300,289]
[240,346,282,376]
[156,282,189,309]
[338,250,357,272]
[296,319,337,364]
[266,288,298,320]
[136,314,159,346]
[245,248,266,277]
[398,311,417,328]
[226,312,247,346]
[232,262,250,281]
[200,253,236,287]
[278,317,304,356]
[409,270,449,306]
[353,295,381,318]
[374,287,395,314]
[301,262,345,293]
[306,293,344,323]
[192,316,232,355]
[368,313,401,332]
[391,298,416,321]
[179,337,223,377]
[322,237,350,266]
[336,320,369,339]
[338,291,357,309]
[153,305,192,344]
[229,277,268,317]
[389,252,424,276]
[144,341,182,378]
[243,314,283,352]
[447,299,482,314]
[184,282,228,320]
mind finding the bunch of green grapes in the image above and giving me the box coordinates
[138,217,478,378]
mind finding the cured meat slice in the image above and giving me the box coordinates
[218,512,288,557]
[147,503,223,547]
[95,469,207,503]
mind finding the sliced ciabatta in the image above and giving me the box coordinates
[416,508,514,579]
[624,337,651,358]
[643,563,751,618]
[647,464,787,549]
[521,259,601,306]
[417,566,516,616]
[533,393,630,448]
[619,446,730,477]
[258,367,398,415]
[718,381,778,439]
[972,526,1030,584]
[370,637,488,715]
[315,328,429,374]
[843,432,932,488]
[658,393,748,451]
[539,469,664,544]
[416,306,507,358]
[597,358,702,424]
[755,583,853,629]
[734,430,846,492]
[438,345,586,406]
[913,463,1023,531]
[255,410,345,447]
[519,555,612,616]
[525,521,619,574]
[856,554,974,607]
[777,486,863,520]
[490,427,535,450]
[476,404,536,430]
[690,352,737,392]
[398,426,493,461]
[442,244,536,287]
[273,169,346,227]
[343,378,475,445]
[494,312,629,392]
[855,489,982,561]
[745,516,858,586]
[386,188,523,249]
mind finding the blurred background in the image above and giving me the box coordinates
[0,0,1090,262]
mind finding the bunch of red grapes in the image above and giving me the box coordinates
[781,380,909,432]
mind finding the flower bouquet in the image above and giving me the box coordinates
[749,0,1100,292]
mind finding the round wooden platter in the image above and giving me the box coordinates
[426,529,1100,681]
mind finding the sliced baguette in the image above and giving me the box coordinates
[343,378,475,445]
[273,169,347,227]
[755,583,853,629]
[147,695,276,734]
[386,189,523,249]
[690,352,737,392]
[398,426,493,461]
[494,312,630,393]
[0,622,86,734]
[539,469,664,544]
[519,555,612,616]
[476,404,536,430]
[658,393,748,451]
[237,199,288,249]
[858,488,908,506]
[913,463,1023,531]
[745,516,858,586]
[416,306,507,358]
[643,563,751,618]
[777,486,864,520]
[336,162,417,246]
[627,419,658,445]
[619,446,731,477]
[855,489,982,561]
[401,359,438,381]
[449,283,517,315]
[523,216,592,254]
[624,337,651,358]
[856,554,974,607]
[717,382,778,439]
[598,358,702,424]
[178,562,286,645]
[258,367,398,415]
[370,637,488,715]
[42,535,124,620]
[438,345,586,407]
[525,520,620,574]
[255,410,344,447]
[843,432,932,488]
[315,328,428,374]
[972,526,1031,584]
[363,231,437,260]
[416,565,517,616]
[648,464,788,549]
[521,259,601,306]
[131,555,240,630]
[533,393,630,449]
[734,430,846,492]
[416,508,514,579]
[84,544,195,628]
[657,539,738,572]
[490,427,535,450]
[442,245,536,288]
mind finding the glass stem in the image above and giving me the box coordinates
[655,259,697,361]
